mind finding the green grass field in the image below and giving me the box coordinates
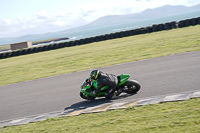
[1,98,199,133]
[0,25,200,86]
[0,45,10,51]
[0,25,200,132]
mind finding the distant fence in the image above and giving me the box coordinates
[0,17,200,60]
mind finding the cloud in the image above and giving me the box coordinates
[0,10,89,37]
[36,11,51,20]
[51,20,66,26]
[2,19,12,25]
[0,0,200,38]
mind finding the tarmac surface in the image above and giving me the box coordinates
[0,50,200,122]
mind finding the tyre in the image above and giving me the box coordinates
[146,26,152,33]
[178,21,185,28]
[190,18,197,26]
[123,80,141,94]
[0,53,4,59]
[80,92,95,100]
[152,25,158,32]
[27,48,32,54]
[171,21,178,29]
[158,24,165,31]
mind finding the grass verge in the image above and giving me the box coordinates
[0,25,200,86]
[0,45,10,51]
[0,98,200,133]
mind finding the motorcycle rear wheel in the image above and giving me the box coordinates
[123,80,141,94]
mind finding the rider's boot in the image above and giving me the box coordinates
[115,89,122,96]
[105,88,115,99]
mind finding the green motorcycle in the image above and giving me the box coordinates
[80,74,141,100]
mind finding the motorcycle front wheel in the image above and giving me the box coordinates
[80,92,96,100]
[123,80,141,94]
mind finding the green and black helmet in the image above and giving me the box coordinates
[90,70,100,80]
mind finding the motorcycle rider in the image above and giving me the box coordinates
[89,70,120,99]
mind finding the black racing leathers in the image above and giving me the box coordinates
[94,71,118,99]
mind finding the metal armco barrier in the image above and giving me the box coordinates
[0,17,200,60]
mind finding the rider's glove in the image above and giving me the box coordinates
[86,78,90,83]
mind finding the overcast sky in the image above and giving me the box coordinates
[0,0,200,38]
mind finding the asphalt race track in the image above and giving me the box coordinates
[0,50,200,122]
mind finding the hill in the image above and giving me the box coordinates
[0,4,200,45]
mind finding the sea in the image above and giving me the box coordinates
[1,11,199,53]
[1,11,200,49]
[37,11,200,46]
